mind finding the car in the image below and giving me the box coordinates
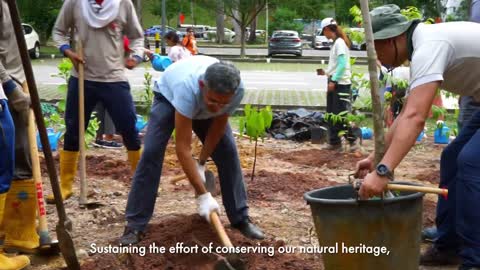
[144,25,182,38]
[313,29,333,50]
[22,23,40,59]
[255,29,266,39]
[179,24,211,39]
[268,30,302,57]
[205,27,235,43]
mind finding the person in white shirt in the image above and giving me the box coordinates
[165,31,191,63]
[355,5,480,269]
[317,17,356,150]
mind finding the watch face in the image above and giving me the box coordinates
[377,164,388,175]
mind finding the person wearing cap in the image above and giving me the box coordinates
[354,4,480,269]
[317,18,356,150]
[421,0,480,244]
[50,0,144,203]
[119,55,264,245]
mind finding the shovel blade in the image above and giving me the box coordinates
[56,224,80,270]
[205,170,216,195]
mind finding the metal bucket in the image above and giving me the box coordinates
[304,184,424,270]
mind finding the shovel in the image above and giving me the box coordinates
[6,0,80,268]
[23,83,60,255]
[350,174,448,198]
[77,40,103,209]
[170,170,216,195]
[210,211,246,270]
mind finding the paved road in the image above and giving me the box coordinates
[196,47,367,58]
[33,64,328,91]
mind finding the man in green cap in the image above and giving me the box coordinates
[354,4,480,270]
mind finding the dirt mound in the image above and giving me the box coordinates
[415,169,440,184]
[40,155,132,183]
[273,149,365,170]
[81,214,322,270]
[245,170,338,202]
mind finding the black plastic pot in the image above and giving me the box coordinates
[304,184,424,270]
[310,127,327,144]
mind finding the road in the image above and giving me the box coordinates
[33,64,328,91]
[193,47,366,58]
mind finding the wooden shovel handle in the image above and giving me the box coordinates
[387,184,448,196]
[210,212,233,247]
[170,174,187,184]
[78,39,87,205]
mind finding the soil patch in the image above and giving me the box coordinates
[423,199,437,227]
[415,170,440,184]
[273,149,365,170]
[39,155,132,183]
[245,170,337,202]
[81,214,322,270]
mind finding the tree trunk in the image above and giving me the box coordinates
[216,0,225,44]
[240,26,247,57]
[248,16,257,43]
[231,14,242,44]
[359,0,385,165]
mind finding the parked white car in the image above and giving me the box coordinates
[205,27,236,43]
[22,23,40,59]
[313,29,333,50]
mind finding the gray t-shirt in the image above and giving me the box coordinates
[408,22,480,102]
[153,55,244,120]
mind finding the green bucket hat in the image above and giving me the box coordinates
[370,4,414,40]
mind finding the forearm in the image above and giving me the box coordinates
[199,115,228,163]
[332,54,346,81]
[380,113,425,171]
[176,146,207,195]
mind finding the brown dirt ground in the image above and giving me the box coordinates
[81,214,323,270]
[28,136,450,270]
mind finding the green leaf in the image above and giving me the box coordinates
[239,117,245,136]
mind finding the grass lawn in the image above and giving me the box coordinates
[232,62,368,73]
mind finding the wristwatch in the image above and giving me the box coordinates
[376,163,393,180]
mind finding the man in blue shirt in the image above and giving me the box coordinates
[120,56,264,244]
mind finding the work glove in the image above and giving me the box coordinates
[196,161,206,184]
[6,87,31,125]
[196,192,220,223]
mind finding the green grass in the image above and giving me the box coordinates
[40,45,59,56]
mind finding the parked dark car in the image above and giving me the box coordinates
[144,25,182,38]
[268,30,302,57]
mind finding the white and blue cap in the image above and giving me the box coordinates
[320,17,337,35]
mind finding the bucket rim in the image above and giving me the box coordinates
[303,182,424,205]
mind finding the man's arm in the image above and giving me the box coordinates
[198,114,229,164]
[175,111,207,195]
[380,81,439,170]
[124,0,144,64]
[52,0,74,56]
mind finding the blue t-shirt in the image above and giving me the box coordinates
[153,55,244,120]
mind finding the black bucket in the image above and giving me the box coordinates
[311,127,328,144]
[304,184,424,270]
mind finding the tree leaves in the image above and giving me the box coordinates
[239,104,273,142]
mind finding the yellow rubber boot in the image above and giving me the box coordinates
[0,251,30,270]
[127,150,142,173]
[3,180,39,253]
[46,150,79,204]
[0,193,6,240]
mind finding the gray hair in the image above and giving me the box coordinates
[204,61,241,94]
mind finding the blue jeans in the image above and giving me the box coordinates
[63,77,140,151]
[125,93,248,231]
[435,109,480,267]
[0,100,15,193]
